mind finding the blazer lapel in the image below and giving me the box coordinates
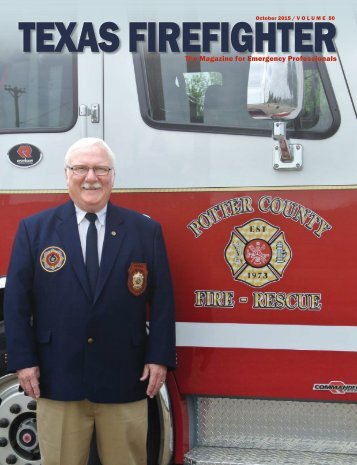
[94,202,126,303]
[56,201,92,301]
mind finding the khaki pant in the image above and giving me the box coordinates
[37,398,148,465]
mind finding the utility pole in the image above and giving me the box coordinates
[4,85,26,128]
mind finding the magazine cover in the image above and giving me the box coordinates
[0,0,356,464]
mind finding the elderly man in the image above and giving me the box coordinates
[4,138,176,465]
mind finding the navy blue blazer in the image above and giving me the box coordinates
[4,201,176,403]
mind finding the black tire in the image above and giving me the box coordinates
[0,321,7,376]
[147,396,161,465]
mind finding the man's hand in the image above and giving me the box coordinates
[140,364,167,398]
[17,366,40,399]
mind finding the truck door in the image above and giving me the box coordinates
[0,50,103,193]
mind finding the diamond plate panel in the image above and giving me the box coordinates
[196,398,357,454]
[184,446,357,465]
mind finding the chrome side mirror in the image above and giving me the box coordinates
[247,55,304,170]
[247,57,303,120]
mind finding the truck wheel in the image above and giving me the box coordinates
[0,374,40,465]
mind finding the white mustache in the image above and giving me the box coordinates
[81,182,102,190]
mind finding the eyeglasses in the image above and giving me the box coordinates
[66,166,113,176]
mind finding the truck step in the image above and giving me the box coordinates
[184,446,357,465]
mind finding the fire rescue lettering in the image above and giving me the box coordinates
[252,292,322,310]
[194,290,322,310]
[195,290,235,308]
[187,195,332,239]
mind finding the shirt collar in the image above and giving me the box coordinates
[75,204,107,226]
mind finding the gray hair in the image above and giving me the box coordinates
[64,137,116,168]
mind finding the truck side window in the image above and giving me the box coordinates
[0,52,76,132]
[134,51,339,139]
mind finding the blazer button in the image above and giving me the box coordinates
[87,337,94,344]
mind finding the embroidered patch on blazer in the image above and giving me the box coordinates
[40,246,67,272]
[128,262,148,296]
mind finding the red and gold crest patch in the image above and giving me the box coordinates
[128,262,148,296]
[40,246,66,272]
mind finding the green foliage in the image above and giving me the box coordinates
[184,72,222,118]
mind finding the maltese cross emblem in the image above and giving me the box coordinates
[224,219,292,288]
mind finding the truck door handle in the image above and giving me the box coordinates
[90,104,100,123]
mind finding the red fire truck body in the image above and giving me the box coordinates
[1,1,357,465]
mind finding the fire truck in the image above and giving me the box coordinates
[0,0,357,464]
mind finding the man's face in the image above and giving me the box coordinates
[66,144,114,213]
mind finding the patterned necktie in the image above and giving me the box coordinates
[85,212,99,297]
